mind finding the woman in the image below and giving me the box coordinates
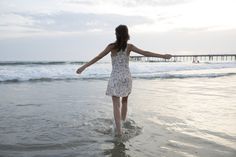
[76,25,172,136]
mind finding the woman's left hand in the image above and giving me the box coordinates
[164,54,172,59]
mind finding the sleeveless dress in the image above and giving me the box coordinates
[106,47,132,97]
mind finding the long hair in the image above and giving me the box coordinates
[113,25,130,52]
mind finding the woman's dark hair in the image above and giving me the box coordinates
[113,25,130,52]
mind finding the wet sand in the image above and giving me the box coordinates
[0,76,236,157]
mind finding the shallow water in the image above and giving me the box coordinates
[0,80,141,157]
[1,61,236,156]
[0,73,236,156]
[131,77,236,156]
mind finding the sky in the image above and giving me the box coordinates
[0,0,236,61]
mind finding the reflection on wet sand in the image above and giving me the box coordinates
[104,141,130,157]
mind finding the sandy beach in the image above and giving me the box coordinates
[1,0,236,156]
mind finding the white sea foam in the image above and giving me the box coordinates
[0,61,235,82]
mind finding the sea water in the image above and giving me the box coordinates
[0,61,235,82]
[0,61,235,157]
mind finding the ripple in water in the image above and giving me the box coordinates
[0,118,142,154]
[82,118,142,142]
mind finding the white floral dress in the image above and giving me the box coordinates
[106,47,132,97]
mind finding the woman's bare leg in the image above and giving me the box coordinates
[121,96,128,121]
[112,96,122,135]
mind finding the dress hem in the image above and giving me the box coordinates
[105,92,131,97]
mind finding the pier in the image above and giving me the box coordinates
[130,54,236,62]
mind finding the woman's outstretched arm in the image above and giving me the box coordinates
[130,44,172,59]
[76,44,112,74]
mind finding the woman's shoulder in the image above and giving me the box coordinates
[108,42,133,47]
[127,43,135,48]
[107,43,115,49]
[107,43,133,52]
[127,43,135,51]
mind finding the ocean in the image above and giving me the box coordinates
[0,61,236,82]
[0,61,236,157]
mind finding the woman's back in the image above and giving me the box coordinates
[110,45,130,73]
[106,45,132,97]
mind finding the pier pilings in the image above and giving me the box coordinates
[130,54,236,62]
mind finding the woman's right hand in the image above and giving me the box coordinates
[76,66,85,74]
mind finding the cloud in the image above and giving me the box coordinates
[65,0,95,5]
[1,0,236,39]
[121,0,192,7]
[31,12,153,31]
[0,12,153,38]
[66,0,192,7]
